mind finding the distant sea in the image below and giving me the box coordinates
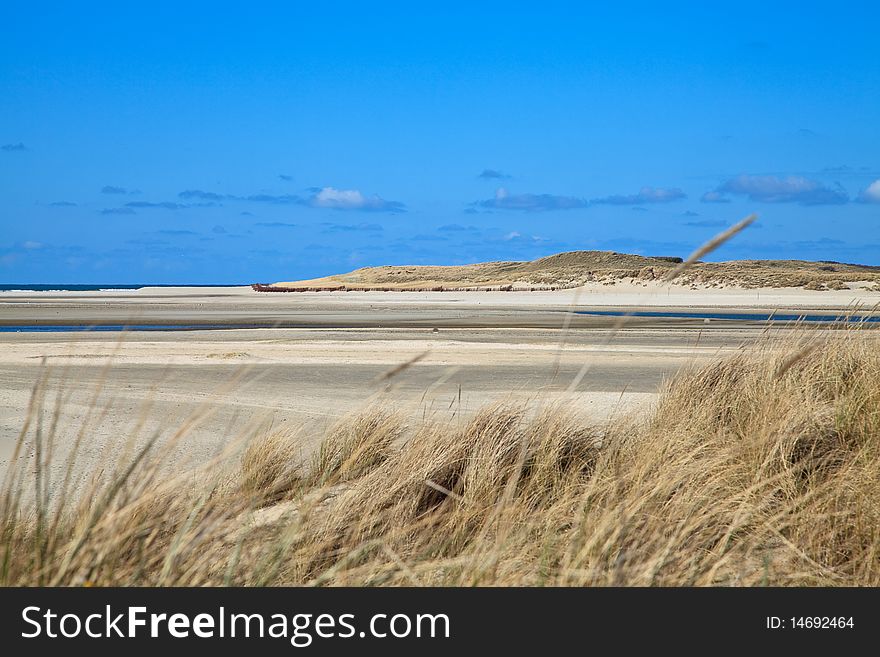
[0,284,239,292]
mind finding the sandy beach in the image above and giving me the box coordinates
[2,282,878,473]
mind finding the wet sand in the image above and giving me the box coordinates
[1,281,877,329]
[1,283,878,474]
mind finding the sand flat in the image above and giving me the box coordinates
[2,281,878,331]
[2,284,878,476]
[2,279,879,306]
[0,326,711,467]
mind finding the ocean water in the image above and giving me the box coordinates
[0,324,263,333]
[0,284,145,292]
[0,284,240,292]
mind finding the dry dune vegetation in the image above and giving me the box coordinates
[2,327,880,586]
[269,250,880,292]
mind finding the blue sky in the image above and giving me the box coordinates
[1,2,879,284]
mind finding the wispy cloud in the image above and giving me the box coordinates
[100,207,137,215]
[126,201,189,210]
[179,190,227,202]
[700,191,730,204]
[857,179,880,204]
[158,229,198,236]
[478,169,511,180]
[279,174,293,182]
[180,188,294,203]
[1,142,26,152]
[101,185,129,194]
[476,188,587,211]
[592,186,686,205]
[684,219,728,227]
[320,222,384,233]
[438,223,478,232]
[244,193,302,204]
[49,201,77,207]
[307,187,405,212]
[710,174,849,205]
[177,187,403,211]
[255,222,297,228]
[501,231,550,244]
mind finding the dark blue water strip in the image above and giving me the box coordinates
[0,324,270,333]
[2,311,878,332]
[576,310,880,323]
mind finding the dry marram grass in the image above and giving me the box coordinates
[2,330,880,586]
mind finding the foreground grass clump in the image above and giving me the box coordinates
[2,331,879,585]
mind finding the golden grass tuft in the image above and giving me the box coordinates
[310,407,404,486]
[3,329,880,586]
[238,429,303,503]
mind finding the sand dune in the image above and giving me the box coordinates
[272,250,880,291]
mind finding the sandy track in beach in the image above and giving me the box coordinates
[0,325,755,471]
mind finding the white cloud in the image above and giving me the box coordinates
[313,187,368,209]
[477,188,588,211]
[700,190,730,203]
[857,179,880,204]
[309,187,404,212]
[592,186,686,205]
[715,174,848,205]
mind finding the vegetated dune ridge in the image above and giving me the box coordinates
[267,250,880,292]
